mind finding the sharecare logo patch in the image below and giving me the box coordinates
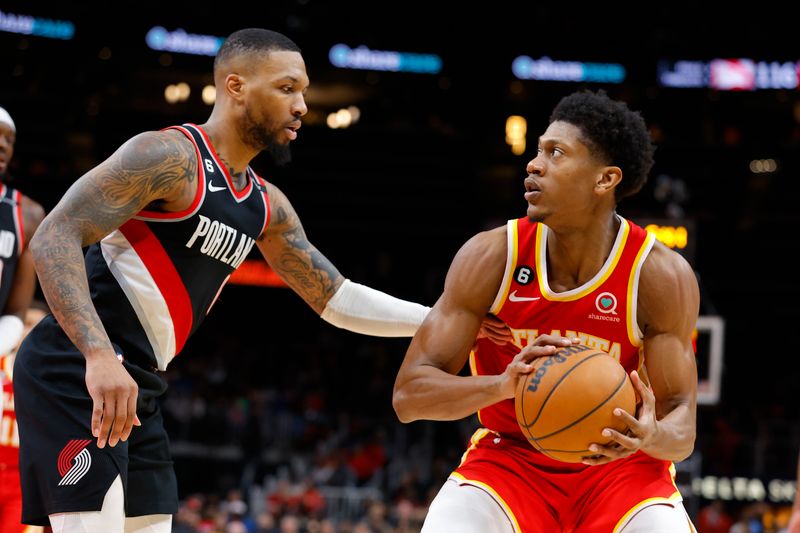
[57,439,92,486]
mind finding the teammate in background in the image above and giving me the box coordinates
[788,450,800,533]
[394,90,700,532]
[13,29,507,532]
[0,106,47,533]
[0,107,45,358]
[1,305,48,533]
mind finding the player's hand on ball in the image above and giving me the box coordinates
[498,335,580,399]
[582,370,658,465]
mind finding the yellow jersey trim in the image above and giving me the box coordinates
[611,491,683,533]
[626,231,656,347]
[449,471,523,533]
[536,217,630,301]
[489,220,519,315]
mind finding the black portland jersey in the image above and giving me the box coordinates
[0,183,25,312]
[84,124,270,369]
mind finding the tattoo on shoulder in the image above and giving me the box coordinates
[64,132,197,242]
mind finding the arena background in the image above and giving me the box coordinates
[2,2,798,531]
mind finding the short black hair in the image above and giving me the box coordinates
[550,90,655,201]
[214,28,301,73]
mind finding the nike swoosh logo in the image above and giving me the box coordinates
[208,181,226,192]
[508,290,540,302]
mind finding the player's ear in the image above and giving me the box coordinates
[224,73,245,101]
[595,166,622,195]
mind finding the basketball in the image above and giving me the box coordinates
[515,344,637,463]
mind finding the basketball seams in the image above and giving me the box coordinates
[519,349,601,430]
[531,372,628,441]
[515,347,636,461]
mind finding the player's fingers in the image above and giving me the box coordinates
[517,343,557,362]
[530,334,579,348]
[97,396,115,449]
[600,428,638,450]
[512,360,536,376]
[581,454,612,466]
[91,396,104,442]
[120,393,138,442]
[631,371,655,404]
[485,330,511,345]
[613,407,640,430]
[107,395,129,447]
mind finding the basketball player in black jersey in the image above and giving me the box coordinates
[13,29,508,532]
[0,106,45,357]
[0,106,46,533]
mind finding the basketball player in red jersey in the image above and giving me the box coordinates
[13,29,508,532]
[394,90,700,532]
[0,106,47,533]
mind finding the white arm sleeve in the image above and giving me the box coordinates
[320,279,431,337]
[0,315,25,355]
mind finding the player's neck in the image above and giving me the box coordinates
[545,213,620,289]
[200,119,255,188]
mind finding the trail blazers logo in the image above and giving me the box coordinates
[57,439,93,486]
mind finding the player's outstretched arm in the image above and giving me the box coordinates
[392,228,574,423]
[585,242,699,464]
[257,182,429,336]
[29,129,197,448]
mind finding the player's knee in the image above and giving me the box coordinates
[422,481,513,533]
[124,513,172,533]
[621,502,694,533]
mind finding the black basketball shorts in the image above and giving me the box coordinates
[13,315,178,526]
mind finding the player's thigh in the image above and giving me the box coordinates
[621,502,696,533]
[422,479,515,533]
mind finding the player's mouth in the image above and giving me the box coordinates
[285,121,301,140]
[524,177,541,202]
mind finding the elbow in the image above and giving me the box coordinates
[392,387,417,424]
[28,231,46,266]
[678,433,697,462]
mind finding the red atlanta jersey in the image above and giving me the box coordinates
[81,124,270,370]
[0,355,18,466]
[0,184,25,314]
[471,215,656,443]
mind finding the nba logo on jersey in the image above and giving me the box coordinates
[57,439,93,486]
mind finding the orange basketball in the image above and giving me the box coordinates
[514,344,636,463]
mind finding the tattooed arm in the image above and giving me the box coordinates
[28,129,197,447]
[257,183,344,313]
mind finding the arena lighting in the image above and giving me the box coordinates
[658,59,798,89]
[328,44,442,74]
[229,260,287,287]
[637,218,696,264]
[0,9,74,40]
[202,85,216,105]
[749,158,778,173]
[511,56,626,83]
[326,107,361,129]
[691,476,796,503]
[145,26,224,56]
[505,115,526,155]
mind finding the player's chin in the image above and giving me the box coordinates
[526,204,545,222]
